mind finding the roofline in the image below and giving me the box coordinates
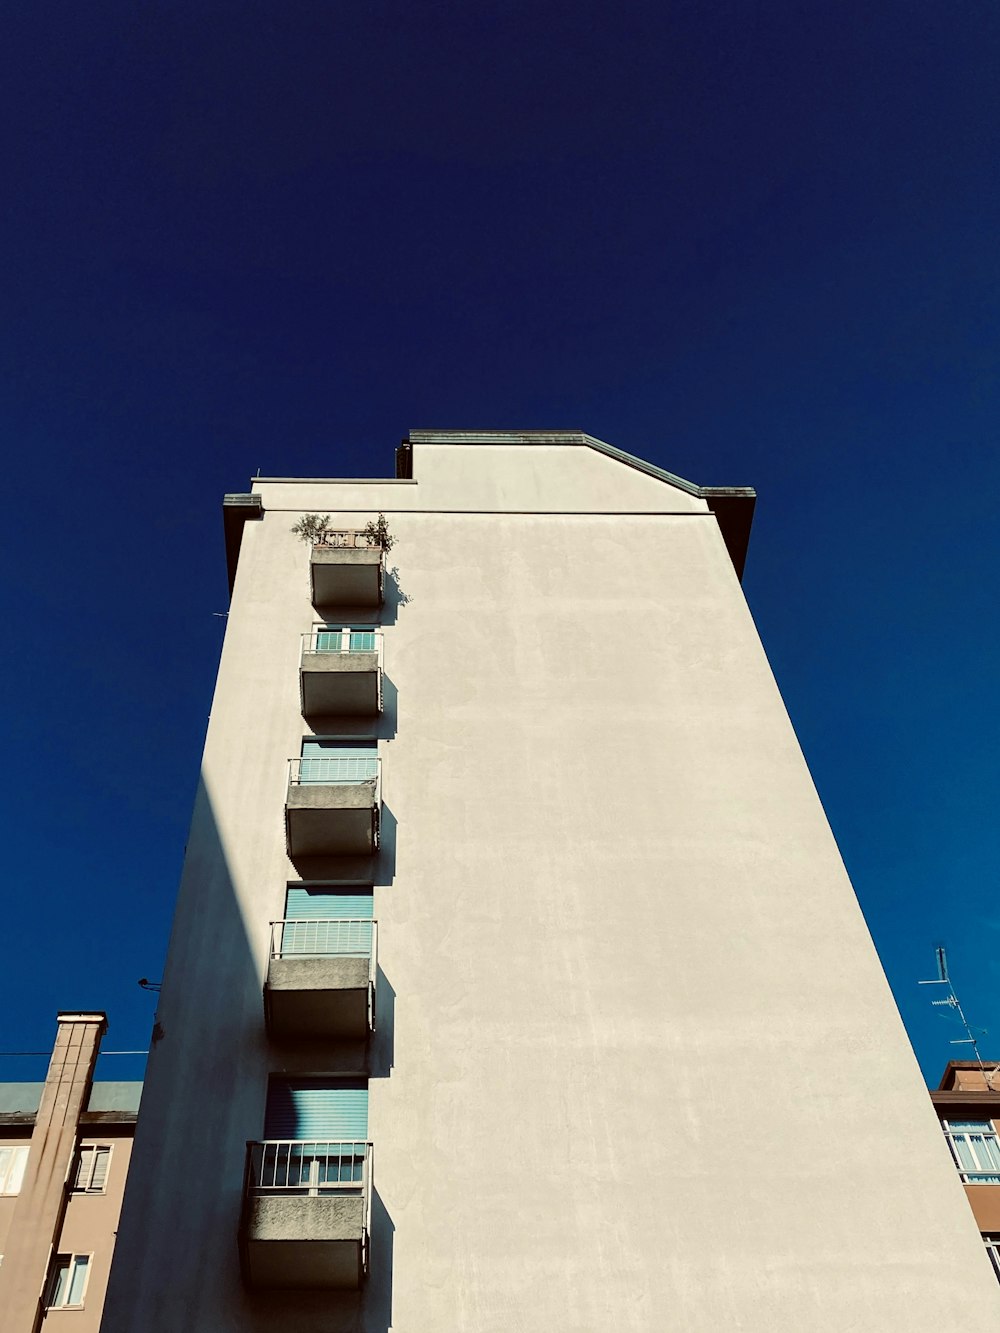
[402,432,756,578]
[936,1058,1000,1091]
[222,430,757,595]
[404,431,756,498]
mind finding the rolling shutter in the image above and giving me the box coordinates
[281,886,373,955]
[264,1079,368,1141]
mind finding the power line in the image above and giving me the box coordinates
[0,1045,148,1055]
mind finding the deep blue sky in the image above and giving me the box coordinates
[0,2,997,1087]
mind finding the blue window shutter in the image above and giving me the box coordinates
[281,887,373,955]
[264,1079,368,1141]
[284,887,373,920]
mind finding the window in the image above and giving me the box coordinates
[73,1145,111,1193]
[45,1254,90,1308]
[259,1078,369,1192]
[315,625,377,652]
[278,885,373,957]
[985,1236,1000,1281]
[0,1145,28,1195]
[942,1120,1000,1182]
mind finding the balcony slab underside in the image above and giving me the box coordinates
[241,1195,365,1289]
[300,651,380,716]
[285,783,378,857]
[265,956,371,1040]
[311,549,382,607]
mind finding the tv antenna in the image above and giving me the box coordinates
[919,946,999,1089]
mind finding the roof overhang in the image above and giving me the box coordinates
[223,493,264,596]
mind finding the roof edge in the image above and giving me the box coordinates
[405,431,757,579]
[223,493,263,597]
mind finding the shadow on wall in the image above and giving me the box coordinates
[102,775,395,1333]
[371,967,395,1080]
[379,674,398,742]
[285,801,397,889]
[385,565,410,613]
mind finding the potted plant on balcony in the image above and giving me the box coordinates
[291,513,395,551]
[291,514,332,544]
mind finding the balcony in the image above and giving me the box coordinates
[300,629,382,718]
[285,757,381,858]
[240,1140,372,1289]
[310,531,383,607]
[264,919,377,1041]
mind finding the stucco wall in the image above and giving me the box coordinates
[0,1130,31,1257]
[0,1127,132,1330]
[103,442,1000,1331]
[57,1132,133,1332]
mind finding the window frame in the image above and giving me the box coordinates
[45,1253,92,1310]
[942,1118,1000,1182]
[0,1144,29,1196]
[984,1235,1000,1281]
[73,1144,112,1194]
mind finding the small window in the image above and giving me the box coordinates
[985,1235,1000,1281]
[74,1146,111,1193]
[0,1146,28,1195]
[45,1254,90,1308]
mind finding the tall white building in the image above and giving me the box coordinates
[102,432,1000,1331]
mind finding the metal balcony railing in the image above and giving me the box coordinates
[245,1140,373,1201]
[288,756,381,788]
[301,628,382,657]
[270,918,377,967]
[312,530,380,550]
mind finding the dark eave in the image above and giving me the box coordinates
[223,493,264,596]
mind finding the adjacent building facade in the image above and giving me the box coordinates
[102,432,1000,1330]
[0,1014,141,1333]
[931,1061,1000,1278]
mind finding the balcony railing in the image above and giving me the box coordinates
[299,629,383,716]
[271,918,377,965]
[289,755,380,786]
[301,628,382,657]
[246,1140,373,1197]
[240,1140,373,1288]
[312,530,381,550]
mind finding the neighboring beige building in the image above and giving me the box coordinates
[102,432,1000,1330]
[931,1061,1000,1276]
[0,1014,141,1333]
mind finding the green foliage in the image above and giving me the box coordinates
[290,514,331,544]
[363,513,395,552]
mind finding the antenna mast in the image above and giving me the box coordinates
[919,945,997,1089]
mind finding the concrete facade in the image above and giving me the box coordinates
[102,433,1000,1331]
[0,1016,140,1333]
